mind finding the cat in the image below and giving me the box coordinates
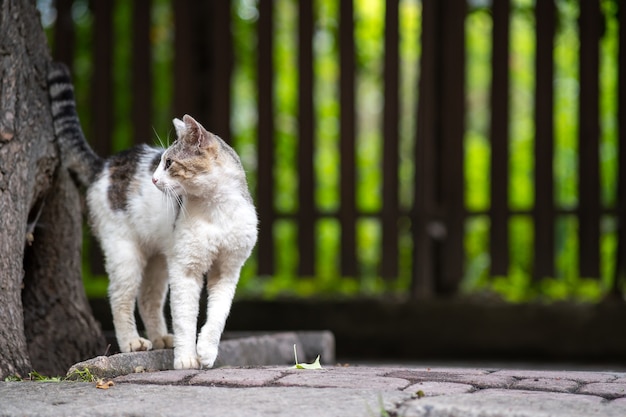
[47,63,258,369]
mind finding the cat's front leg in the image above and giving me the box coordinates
[169,268,203,369]
[196,264,240,368]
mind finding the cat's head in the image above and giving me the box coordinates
[152,114,242,198]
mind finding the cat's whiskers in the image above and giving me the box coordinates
[160,183,188,220]
[153,127,169,149]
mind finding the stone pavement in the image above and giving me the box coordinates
[2,365,626,416]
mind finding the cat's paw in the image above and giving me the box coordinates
[151,334,174,350]
[124,337,152,352]
[197,342,218,369]
[174,354,200,370]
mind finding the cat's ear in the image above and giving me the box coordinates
[173,118,186,139]
[182,114,215,150]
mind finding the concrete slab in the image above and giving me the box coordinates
[0,383,410,417]
[4,365,626,417]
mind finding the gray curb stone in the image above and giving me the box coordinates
[67,331,334,379]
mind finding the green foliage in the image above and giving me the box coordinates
[5,368,97,383]
[65,367,98,382]
[39,0,621,302]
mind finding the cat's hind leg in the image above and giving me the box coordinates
[196,260,240,368]
[139,254,174,350]
[106,241,152,352]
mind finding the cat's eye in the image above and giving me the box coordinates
[164,158,172,170]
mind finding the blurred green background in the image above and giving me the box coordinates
[39,0,620,302]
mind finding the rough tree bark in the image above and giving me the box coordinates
[0,0,105,378]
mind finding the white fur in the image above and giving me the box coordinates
[89,119,257,369]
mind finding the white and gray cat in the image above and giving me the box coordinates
[47,63,258,369]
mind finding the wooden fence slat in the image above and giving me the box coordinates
[207,2,232,140]
[256,0,275,275]
[438,0,466,295]
[381,0,400,280]
[297,0,315,276]
[53,0,74,69]
[533,0,556,280]
[578,0,601,278]
[339,0,357,277]
[615,0,626,292]
[131,0,152,144]
[489,0,511,277]
[91,0,113,158]
[412,0,438,298]
[173,0,194,118]
[89,0,114,276]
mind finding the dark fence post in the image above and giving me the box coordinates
[489,0,511,277]
[131,0,152,145]
[412,0,438,298]
[614,0,626,294]
[382,0,400,280]
[206,1,232,140]
[339,0,357,278]
[173,0,194,118]
[53,0,75,70]
[88,0,114,276]
[91,0,113,158]
[578,0,601,278]
[533,0,556,281]
[257,0,276,276]
[297,0,316,276]
[438,0,466,295]
[413,0,466,297]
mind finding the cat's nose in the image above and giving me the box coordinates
[152,177,158,184]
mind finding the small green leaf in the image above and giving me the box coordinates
[292,344,322,370]
[294,355,322,370]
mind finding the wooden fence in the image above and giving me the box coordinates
[49,0,626,299]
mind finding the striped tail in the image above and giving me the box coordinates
[47,62,103,187]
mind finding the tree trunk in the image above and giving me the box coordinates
[0,0,105,379]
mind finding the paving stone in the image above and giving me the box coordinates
[491,369,615,384]
[395,367,490,375]
[613,376,626,383]
[387,369,515,389]
[404,381,475,397]
[398,389,614,417]
[578,382,626,399]
[264,365,397,377]
[275,369,411,390]
[114,369,200,385]
[511,377,579,393]
[188,368,284,387]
